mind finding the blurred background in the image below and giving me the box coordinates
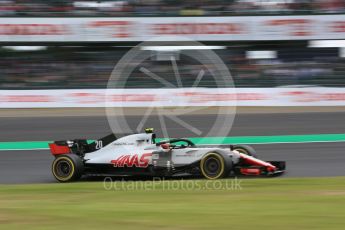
[0,0,345,108]
[0,0,344,103]
[1,0,345,186]
[0,44,344,89]
[2,4,345,228]
[0,0,344,16]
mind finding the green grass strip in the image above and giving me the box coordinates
[0,177,345,229]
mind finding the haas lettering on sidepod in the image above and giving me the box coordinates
[111,153,152,168]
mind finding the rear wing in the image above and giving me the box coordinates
[49,133,117,156]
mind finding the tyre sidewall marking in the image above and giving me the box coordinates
[200,152,225,180]
[52,156,75,181]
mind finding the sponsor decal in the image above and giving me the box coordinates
[113,142,135,146]
[111,153,152,168]
[1,15,345,42]
[331,21,345,33]
[2,88,345,108]
[88,20,132,38]
[264,19,312,36]
[0,24,68,35]
[152,23,244,35]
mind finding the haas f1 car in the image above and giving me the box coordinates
[49,129,286,182]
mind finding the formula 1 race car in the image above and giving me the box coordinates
[49,128,286,182]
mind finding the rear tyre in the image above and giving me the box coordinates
[200,152,232,179]
[232,145,257,158]
[52,154,84,182]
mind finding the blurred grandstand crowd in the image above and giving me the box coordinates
[1,0,345,89]
[0,0,344,16]
[0,45,344,89]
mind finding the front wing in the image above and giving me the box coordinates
[234,161,286,176]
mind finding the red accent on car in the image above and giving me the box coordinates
[240,168,261,176]
[111,153,152,168]
[160,143,170,149]
[239,153,277,172]
[139,153,152,167]
[49,143,70,155]
[128,155,139,167]
[111,155,124,166]
[118,155,130,167]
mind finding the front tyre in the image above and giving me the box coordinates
[52,154,84,182]
[200,152,232,179]
[232,145,257,158]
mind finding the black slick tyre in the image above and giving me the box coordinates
[200,152,232,179]
[52,154,84,182]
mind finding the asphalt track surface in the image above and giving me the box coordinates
[0,112,345,184]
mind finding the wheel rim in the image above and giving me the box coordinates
[54,158,73,179]
[204,157,221,177]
